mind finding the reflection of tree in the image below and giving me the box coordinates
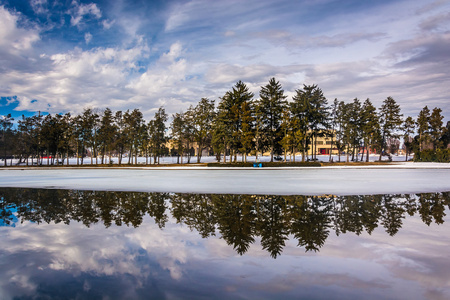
[417,193,447,225]
[147,192,169,229]
[170,193,215,237]
[1,188,450,257]
[380,194,405,236]
[212,194,255,255]
[255,195,288,258]
[289,196,333,252]
[334,195,383,236]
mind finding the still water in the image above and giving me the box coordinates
[1,188,450,299]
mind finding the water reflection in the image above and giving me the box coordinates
[1,188,449,258]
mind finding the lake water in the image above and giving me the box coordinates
[1,188,450,299]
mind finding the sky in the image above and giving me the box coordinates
[0,0,449,122]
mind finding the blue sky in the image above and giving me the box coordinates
[0,0,449,121]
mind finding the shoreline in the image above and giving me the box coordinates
[1,161,450,170]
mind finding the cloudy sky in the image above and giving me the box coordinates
[0,0,449,121]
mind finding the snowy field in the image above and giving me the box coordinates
[1,160,450,195]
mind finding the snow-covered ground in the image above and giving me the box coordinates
[1,163,449,195]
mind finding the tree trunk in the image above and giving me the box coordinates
[366,141,370,162]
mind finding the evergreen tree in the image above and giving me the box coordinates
[98,108,117,164]
[182,106,196,163]
[347,98,362,161]
[257,78,287,162]
[148,107,168,164]
[239,100,255,162]
[193,98,215,163]
[0,114,14,166]
[403,116,415,161]
[211,105,230,162]
[124,109,145,164]
[361,99,380,162]
[429,107,444,150]
[279,105,293,162]
[327,99,339,162]
[416,106,430,152]
[114,111,127,165]
[216,81,254,162]
[170,112,185,164]
[291,84,328,161]
[378,97,403,161]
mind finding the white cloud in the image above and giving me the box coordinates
[0,6,40,54]
[102,19,115,30]
[30,0,48,15]
[69,1,102,27]
[84,32,92,44]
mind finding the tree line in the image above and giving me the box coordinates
[1,187,449,256]
[1,78,449,166]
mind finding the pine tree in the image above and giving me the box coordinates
[361,99,380,162]
[291,84,328,162]
[403,116,415,161]
[193,98,215,163]
[216,81,254,162]
[170,112,185,164]
[257,78,287,162]
[98,108,117,164]
[378,97,403,161]
[416,106,430,152]
[429,107,444,150]
[148,107,168,164]
[239,101,255,162]
[0,114,14,166]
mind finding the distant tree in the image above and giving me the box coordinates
[40,114,58,165]
[216,81,254,162]
[333,101,347,162]
[327,99,339,162]
[31,113,44,165]
[441,121,450,148]
[429,107,444,150]
[211,106,230,162]
[378,97,403,161]
[148,107,168,164]
[0,114,14,166]
[182,106,196,163]
[309,85,329,161]
[239,100,255,162]
[114,111,127,165]
[193,98,215,163]
[416,106,430,152]
[339,101,354,162]
[347,98,362,161]
[17,115,32,165]
[291,84,328,161]
[58,113,73,165]
[124,109,145,164]
[361,99,380,162]
[403,116,415,161]
[279,105,293,162]
[291,86,311,162]
[257,78,287,162]
[98,108,117,164]
[170,112,185,164]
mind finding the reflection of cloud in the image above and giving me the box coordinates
[1,194,450,299]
